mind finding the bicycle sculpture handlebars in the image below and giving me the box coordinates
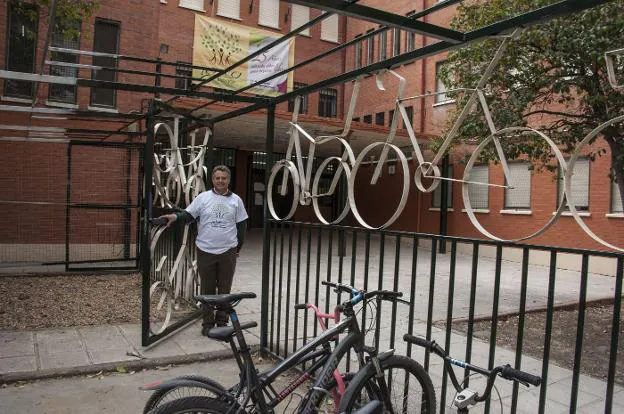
[266,31,624,252]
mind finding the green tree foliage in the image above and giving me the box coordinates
[439,0,624,205]
[10,0,99,40]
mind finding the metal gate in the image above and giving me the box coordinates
[66,141,143,271]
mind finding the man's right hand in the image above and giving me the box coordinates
[159,214,177,228]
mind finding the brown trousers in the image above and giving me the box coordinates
[197,247,238,327]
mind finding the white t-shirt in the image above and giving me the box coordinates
[185,190,248,254]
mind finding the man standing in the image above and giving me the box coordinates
[160,165,248,335]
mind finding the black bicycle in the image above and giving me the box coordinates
[338,334,541,414]
[143,281,434,413]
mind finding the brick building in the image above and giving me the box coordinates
[0,0,622,259]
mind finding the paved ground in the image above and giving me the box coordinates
[1,230,623,413]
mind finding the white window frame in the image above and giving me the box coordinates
[217,0,240,20]
[611,178,623,214]
[179,0,205,12]
[435,61,454,105]
[366,30,375,65]
[504,162,531,210]
[259,0,279,29]
[557,158,590,211]
[465,165,489,210]
[290,4,310,36]
[321,14,339,43]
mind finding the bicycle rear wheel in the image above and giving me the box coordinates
[149,396,231,413]
[338,355,436,414]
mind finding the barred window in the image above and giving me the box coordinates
[318,88,337,117]
[288,82,308,114]
[48,20,81,104]
[5,3,39,99]
[392,28,401,56]
[379,30,387,61]
[175,62,193,90]
[366,30,375,65]
[466,165,489,210]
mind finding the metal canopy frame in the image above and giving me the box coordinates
[0,0,613,140]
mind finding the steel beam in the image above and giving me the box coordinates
[284,0,464,43]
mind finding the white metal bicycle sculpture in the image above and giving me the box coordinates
[267,30,624,252]
[148,117,211,334]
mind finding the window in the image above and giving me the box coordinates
[354,35,362,69]
[179,0,204,11]
[363,114,372,124]
[259,0,279,28]
[175,62,193,90]
[402,106,413,129]
[48,20,81,104]
[353,117,360,122]
[392,28,401,56]
[378,30,387,61]
[504,163,531,210]
[287,82,308,114]
[435,61,451,104]
[557,158,590,211]
[406,12,416,52]
[217,0,240,19]
[433,165,453,208]
[321,14,339,43]
[5,3,38,99]
[366,30,375,65]
[388,109,395,126]
[612,179,623,213]
[375,112,385,126]
[466,165,489,210]
[291,4,310,36]
[90,19,120,108]
[318,88,337,117]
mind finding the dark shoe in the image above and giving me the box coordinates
[201,325,214,336]
[216,322,228,327]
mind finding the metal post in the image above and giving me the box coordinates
[141,100,156,347]
[439,154,449,253]
[154,58,162,99]
[261,103,276,349]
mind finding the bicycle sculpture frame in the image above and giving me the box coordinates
[267,31,624,252]
[149,116,212,334]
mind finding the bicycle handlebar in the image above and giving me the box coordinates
[501,364,541,386]
[322,280,359,296]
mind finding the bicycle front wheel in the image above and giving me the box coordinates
[149,396,231,414]
[338,355,436,414]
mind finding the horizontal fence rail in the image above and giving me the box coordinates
[264,220,624,413]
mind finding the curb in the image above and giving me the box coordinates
[0,346,259,385]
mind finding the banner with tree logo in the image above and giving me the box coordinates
[193,15,295,97]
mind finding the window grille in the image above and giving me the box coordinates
[287,82,308,113]
[504,163,531,209]
[467,165,489,209]
[49,20,81,104]
[318,88,337,117]
[433,165,453,208]
[91,19,119,108]
[291,5,310,36]
[5,3,38,99]
[175,62,193,90]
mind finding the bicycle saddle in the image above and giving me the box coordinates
[207,321,258,341]
[195,292,257,309]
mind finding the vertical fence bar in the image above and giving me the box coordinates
[325,228,334,314]
[347,229,358,372]
[511,247,530,414]
[65,143,72,271]
[605,256,623,414]
[485,244,503,413]
[464,241,479,385]
[570,254,589,413]
[284,224,294,357]
[314,226,323,338]
[303,225,312,346]
[140,100,156,346]
[260,104,275,350]
[440,240,457,414]
[270,222,278,351]
[406,235,419,344]
[375,232,386,351]
[361,232,371,336]
[539,251,557,414]
[293,223,302,353]
[276,223,285,356]
[390,234,401,351]
[425,238,438,371]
